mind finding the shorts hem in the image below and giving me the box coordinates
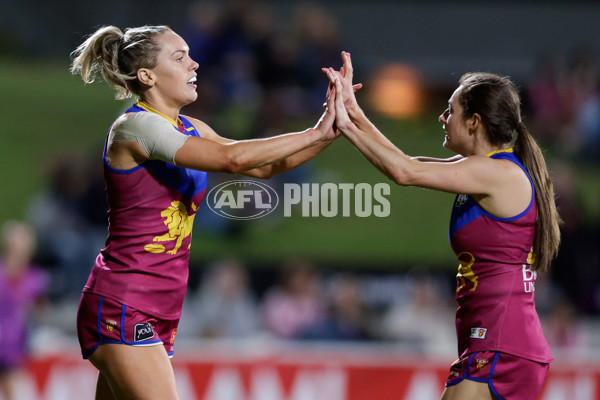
[80,294,170,359]
[445,352,509,400]
[83,339,165,358]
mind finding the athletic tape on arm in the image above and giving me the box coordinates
[113,112,190,164]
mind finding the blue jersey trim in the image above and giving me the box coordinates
[449,152,535,237]
[103,158,144,174]
[179,115,201,137]
[101,107,208,199]
[449,196,484,237]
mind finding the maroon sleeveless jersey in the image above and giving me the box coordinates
[83,103,207,319]
[449,148,552,363]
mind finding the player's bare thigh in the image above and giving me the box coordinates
[441,379,498,400]
[88,343,180,400]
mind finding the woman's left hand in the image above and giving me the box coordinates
[314,80,340,141]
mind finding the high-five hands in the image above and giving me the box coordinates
[323,52,361,111]
[322,51,363,136]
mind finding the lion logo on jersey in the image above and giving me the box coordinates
[456,251,478,293]
[476,358,489,370]
[144,201,198,255]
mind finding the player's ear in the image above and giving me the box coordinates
[468,113,482,133]
[137,68,155,87]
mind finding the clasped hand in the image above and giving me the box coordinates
[315,51,363,141]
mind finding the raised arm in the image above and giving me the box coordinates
[325,67,528,205]
[174,122,331,176]
[182,116,336,179]
[108,88,338,177]
[181,77,364,179]
[181,82,341,179]
[410,154,464,163]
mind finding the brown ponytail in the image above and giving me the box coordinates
[70,25,171,99]
[459,72,561,272]
[514,123,562,272]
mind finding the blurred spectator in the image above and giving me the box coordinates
[293,3,343,112]
[527,52,569,145]
[0,221,49,400]
[179,2,223,118]
[181,259,260,339]
[302,272,373,341]
[180,1,222,71]
[542,299,588,360]
[527,46,600,161]
[182,0,269,139]
[526,48,600,318]
[26,152,107,300]
[181,0,342,137]
[262,259,326,339]
[179,1,337,234]
[567,46,600,161]
[548,162,586,310]
[377,272,455,355]
[536,262,588,360]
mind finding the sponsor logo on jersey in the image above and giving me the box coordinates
[476,358,489,370]
[134,322,155,342]
[455,194,469,207]
[106,320,118,333]
[522,264,537,293]
[470,327,487,339]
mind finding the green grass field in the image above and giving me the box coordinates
[1,59,598,270]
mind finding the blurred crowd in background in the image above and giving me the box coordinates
[1,1,600,392]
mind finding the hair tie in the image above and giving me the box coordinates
[516,121,526,131]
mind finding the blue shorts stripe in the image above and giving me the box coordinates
[120,304,126,342]
[488,353,504,400]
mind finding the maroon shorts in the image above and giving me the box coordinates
[445,351,549,400]
[76,292,179,359]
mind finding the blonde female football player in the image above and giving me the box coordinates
[71,25,353,399]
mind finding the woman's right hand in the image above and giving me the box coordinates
[328,52,362,117]
[322,68,356,138]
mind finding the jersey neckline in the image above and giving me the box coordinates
[485,147,514,158]
[135,100,182,128]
